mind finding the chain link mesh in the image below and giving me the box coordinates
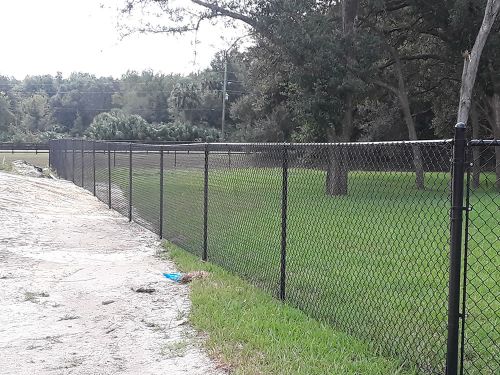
[208,145,283,295]
[94,142,109,206]
[109,143,131,218]
[62,139,71,181]
[163,145,206,257]
[47,139,499,375]
[462,141,499,375]
[285,142,453,373]
[130,145,162,234]
[82,140,94,192]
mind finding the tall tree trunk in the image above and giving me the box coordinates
[456,0,500,124]
[373,80,425,188]
[326,145,349,195]
[470,102,481,188]
[390,47,425,190]
[326,95,353,196]
[324,0,359,196]
[398,90,425,189]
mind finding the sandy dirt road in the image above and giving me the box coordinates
[0,172,221,375]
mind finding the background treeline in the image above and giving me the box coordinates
[1,0,499,146]
[0,51,243,142]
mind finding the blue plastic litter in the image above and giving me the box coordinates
[163,272,183,283]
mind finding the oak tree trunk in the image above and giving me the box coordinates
[325,95,353,196]
[377,44,426,190]
[324,0,359,196]
[398,91,425,189]
[326,145,349,196]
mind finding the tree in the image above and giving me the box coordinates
[156,121,220,142]
[456,0,500,124]
[20,93,53,132]
[168,79,203,123]
[405,0,499,188]
[0,92,15,139]
[50,73,117,135]
[87,109,220,141]
[0,69,227,142]
[112,70,175,123]
[203,49,247,132]
[455,0,500,190]
[86,110,154,140]
[121,0,359,195]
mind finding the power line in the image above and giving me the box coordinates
[50,107,221,112]
[0,73,243,87]
[2,88,248,95]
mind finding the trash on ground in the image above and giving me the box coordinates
[105,326,118,334]
[163,273,183,282]
[57,315,80,321]
[163,271,209,284]
[102,300,115,305]
[133,287,156,294]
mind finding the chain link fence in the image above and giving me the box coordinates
[48,136,499,375]
[461,140,499,375]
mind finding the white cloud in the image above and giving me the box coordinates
[0,0,246,79]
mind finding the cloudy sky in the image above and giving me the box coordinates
[0,0,245,79]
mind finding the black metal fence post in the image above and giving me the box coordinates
[48,140,52,169]
[92,141,96,196]
[202,144,209,261]
[63,141,67,180]
[81,139,84,187]
[128,143,133,221]
[72,139,75,183]
[446,122,467,375]
[280,144,289,301]
[459,145,473,375]
[159,148,164,238]
[107,143,111,209]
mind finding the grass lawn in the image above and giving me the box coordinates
[162,242,414,375]
[104,164,498,374]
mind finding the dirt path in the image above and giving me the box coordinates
[0,172,221,375]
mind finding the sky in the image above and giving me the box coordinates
[0,0,246,79]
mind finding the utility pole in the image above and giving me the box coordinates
[220,34,250,141]
[221,52,228,141]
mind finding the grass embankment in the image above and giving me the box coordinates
[163,242,413,375]
[103,165,498,374]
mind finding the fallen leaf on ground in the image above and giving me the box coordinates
[180,271,209,284]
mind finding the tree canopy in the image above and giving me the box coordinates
[1,0,499,152]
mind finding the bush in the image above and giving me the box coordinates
[86,110,220,142]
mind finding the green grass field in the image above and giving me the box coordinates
[163,242,415,375]
[103,165,498,374]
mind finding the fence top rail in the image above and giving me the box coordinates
[52,138,454,151]
[101,140,198,144]
[205,139,454,152]
[0,142,49,151]
[206,139,453,147]
[469,139,500,146]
